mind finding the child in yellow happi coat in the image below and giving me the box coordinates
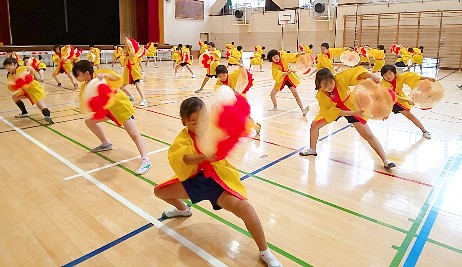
[111,45,124,68]
[52,44,78,89]
[380,64,434,139]
[250,45,265,72]
[214,64,261,134]
[154,97,281,267]
[315,42,345,73]
[198,40,208,55]
[395,46,412,70]
[72,60,152,175]
[174,45,195,78]
[87,45,101,69]
[299,67,396,169]
[368,45,386,73]
[195,42,222,93]
[119,38,147,106]
[267,49,310,116]
[23,56,46,81]
[227,46,243,66]
[145,42,158,67]
[410,46,424,73]
[4,58,54,124]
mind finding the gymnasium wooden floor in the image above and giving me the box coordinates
[0,59,461,267]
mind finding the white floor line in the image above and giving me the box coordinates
[0,115,227,267]
[64,147,169,181]
[261,102,316,121]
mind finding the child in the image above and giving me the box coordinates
[395,47,412,71]
[111,45,124,68]
[410,46,424,73]
[72,60,152,174]
[52,44,78,89]
[198,40,208,55]
[315,43,345,73]
[250,45,265,72]
[380,64,434,139]
[23,56,46,81]
[174,46,195,78]
[154,97,281,267]
[195,42,221,93]
[266,49,310,116]
[119,39,148,106]
[3,58,54,124]
[299,44,313,54]
[227,45,243,66]
[87,45,101,70]
[145,42,158,68]
[299,67,396,169]
[368,45,386,73]
[215,64,261,134]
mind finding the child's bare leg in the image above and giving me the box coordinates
[85,118,111,146]
[52,73,60,84]
[120,84,134,98]
[289,86,305,110]
[154,182,189,211]
[269,88,278,109]
[123,118,148,160]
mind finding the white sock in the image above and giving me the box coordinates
[259,248,281,267]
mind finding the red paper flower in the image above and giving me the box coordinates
[201,54,212,68]
[88,84,114,120]
[11,74,34,91]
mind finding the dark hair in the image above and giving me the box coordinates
[321,42,329,49]
[186,44,191,49]
[419,46,424,52]
[215,65,228,75]
[53,44,62,53]
[380,64,397,76]
[89,44,95,48]
[3,57,18,66]
[204,41,208,45]
[315,68,335,90]
[114,44,118,47]
[231,42,235,45]
[408,47,414,52]
[309,44,313,49]
[377,45,385,50]
[261,46,266,50]
[178,44,183,48]
[23,56,30,61]
[38,55,43,60]
[237,46,242,51]
[72,60,94,77]
[208,42,215,48]
[154,43,158,47]
[267,49,279,62]
[180,97,205,120]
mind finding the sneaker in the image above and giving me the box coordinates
[456,85,462,89]
[135,160,151,175]
[44,116,54,124]
[139,99,148,106]
[128,95,135,101]
[161,207,192,219]
[268,107,278,111]
[91,144,113,152]
[195,88,203,93]
[384,160,396,169]
[15,113,29,118]
[422,131,431,139]
[155,65,159,68]
[299,148,317,156]
[302,106,309,116]
[255,123,262,135]
[259,249,282,267]
[191,74,196,78]
[56,83,62,87]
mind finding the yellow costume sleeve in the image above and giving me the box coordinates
[52,54,61,64]
[272,63,284,82]
[401,72,422,89]
[314,91,342,123]
[168,129,199,180]
[330,48,345,58]
[282,52,299,63]
[334,66,368,88]
[95,69,124,89]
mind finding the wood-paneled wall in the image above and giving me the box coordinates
[343,10,462,70]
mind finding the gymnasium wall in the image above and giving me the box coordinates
[209,9,336,55]
[163,0,212,50]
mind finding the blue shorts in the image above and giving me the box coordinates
[182,171,225,210]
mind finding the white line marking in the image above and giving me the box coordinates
[64,147,169,180]
[0,115,227,267]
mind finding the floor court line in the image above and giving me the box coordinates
[0,115,228,267]
[28,114,461,263]
[64,147,169,180]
